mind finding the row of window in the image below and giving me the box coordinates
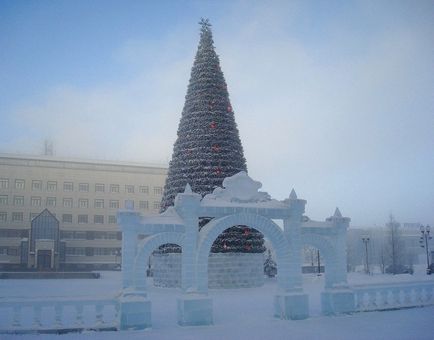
[65,247,121,256]
[0,229,28,238]
[0,212,118,224]
[0,196,160,210]
[0,246,120,257]
[0,246,18,256]
[0,229,121,240]
[0,178,163,195]
[61,230,120,240]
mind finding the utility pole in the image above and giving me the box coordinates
[317,249,321,276]
[420,225,432,275]
[362,237,370,275]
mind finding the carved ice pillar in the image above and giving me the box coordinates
[175,184,213,326]
[117,211,141,289]
[274,190,309,320]
[321,208,354,315]
[117,211,152,330]
[283,189,306,290]
[174,184,201,292]
[329,208,351,286]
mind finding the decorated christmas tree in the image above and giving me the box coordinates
[160,19,264,254]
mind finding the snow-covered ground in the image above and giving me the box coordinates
[1,267,434,340]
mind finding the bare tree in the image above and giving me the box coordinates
[386,214,406,274]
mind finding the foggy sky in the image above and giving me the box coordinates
[0,0,433,227]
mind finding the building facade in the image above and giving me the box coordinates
[0,153,167,270]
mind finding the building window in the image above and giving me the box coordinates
[12,212,23,222]
[94,248,118,256]
[66,247,86,256]
[125,200,134,210]
[78,215,88,224]
[154,186,163,195]
[29,213,38,221]
[32,180,42,191]
[47,181,57,191]
[95,183,105,192]
[94,231,106,239]
[109,200,119,209]
[125,185,134,193]
[0,212,6,222]
[139,186,149,194]
[15,179,25,190]
[63,198,73,208]
[14,196,24,206]
[46,197,56,207]
[153,201,161,210]
[0,247,17,255]
[61,231,73,239]
[110,184,119,193]
[0,195,7,205]
[62,214,72,223]
[0,178,9,189]
[139,201,149,210]
[74,231,86,239]
[79,183,89,192]
[31,196,41,206]
[108,215,117,224]
[7,247,18,256]
[78,199,89,209]
[63,182,73,191]
[94,199,104,209]
[94,215,104,224]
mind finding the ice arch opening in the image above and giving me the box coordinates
[301,233,337,288]
[133,232,185,291]
[196,213,290,292]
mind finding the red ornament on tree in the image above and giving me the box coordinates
[210,121,217,129]
[212,144,220,152]
[243,228,249,236]
[227,105,232,112]
[215,167,222,175]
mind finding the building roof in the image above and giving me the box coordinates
[0,152,168,174]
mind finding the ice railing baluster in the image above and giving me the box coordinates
[352,281,434,312]
[0,297,119,333]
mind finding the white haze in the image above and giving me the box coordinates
[1,1,433,226]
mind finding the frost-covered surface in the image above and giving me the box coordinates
[1,268,434,339]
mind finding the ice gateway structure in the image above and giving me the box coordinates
[118,171,354,329]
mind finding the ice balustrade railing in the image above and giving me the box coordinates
[353,281,434,312]
[0,297,119,332]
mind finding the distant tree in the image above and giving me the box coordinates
[264,249,277,277]
[385,214,406,274]
[379,241,387,274]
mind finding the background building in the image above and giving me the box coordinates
[0,153,167,270]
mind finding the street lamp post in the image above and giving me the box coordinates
[420,225,432,275]
[317,249,321,276]
[114,248,121,270]
[362,237,370,275]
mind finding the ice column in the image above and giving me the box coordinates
[274,189,309,320]
[174,184,201,292]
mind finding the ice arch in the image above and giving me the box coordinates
[301,233,337,288]
[118,171,353,329]
[196,213,290,292]
[133,232,185,291]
